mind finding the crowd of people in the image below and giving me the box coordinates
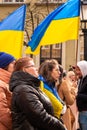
[0,51,87,130]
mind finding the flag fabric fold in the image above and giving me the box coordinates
[26,0,80,55]
[0,5,26,58]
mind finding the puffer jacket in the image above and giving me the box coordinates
[9,71,66,130]
[0,68,12,130]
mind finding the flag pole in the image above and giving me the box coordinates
[76,39,78,64]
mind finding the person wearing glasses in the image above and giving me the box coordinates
[9,57,67,130]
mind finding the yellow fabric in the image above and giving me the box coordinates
[41,17,80,44]
[25,17,80,55]
[0,30,24,59]
[40,81,63,118]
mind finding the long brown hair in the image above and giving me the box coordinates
[39,59,58,83]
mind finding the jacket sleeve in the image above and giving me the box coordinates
[0,85,12,130]
[77,80,87,102]
[60,81,76,105]
[76,93,87,102]
[17,86,66,130]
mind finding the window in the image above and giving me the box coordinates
[15,0,24,2]
[39,0,63,3]
[3,0,12,2]
[41,45,50,49]
[52,44,61,49]
[40,44,62,64]
[3,0,24,3]
[81,0,87,4]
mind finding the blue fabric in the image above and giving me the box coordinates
[79,111,87,130]
[0,52,15,68]
[27,0,80,51]
[38,75,64,104]
[0,5,26,31]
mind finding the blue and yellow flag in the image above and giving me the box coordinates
[26,0,80,55]
[0,5,26,58]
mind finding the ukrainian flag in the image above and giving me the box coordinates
[26,0,80,55]
[0,5,26,58]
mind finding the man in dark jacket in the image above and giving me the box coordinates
[75,60,87,130]
[9,57,66,130]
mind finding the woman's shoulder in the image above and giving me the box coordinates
[59,79,68,88]
[0,80,8,89]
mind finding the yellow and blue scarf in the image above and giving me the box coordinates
[39,75,64,118]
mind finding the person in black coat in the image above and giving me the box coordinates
[74,60,87,130]
[9,57,66,130]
